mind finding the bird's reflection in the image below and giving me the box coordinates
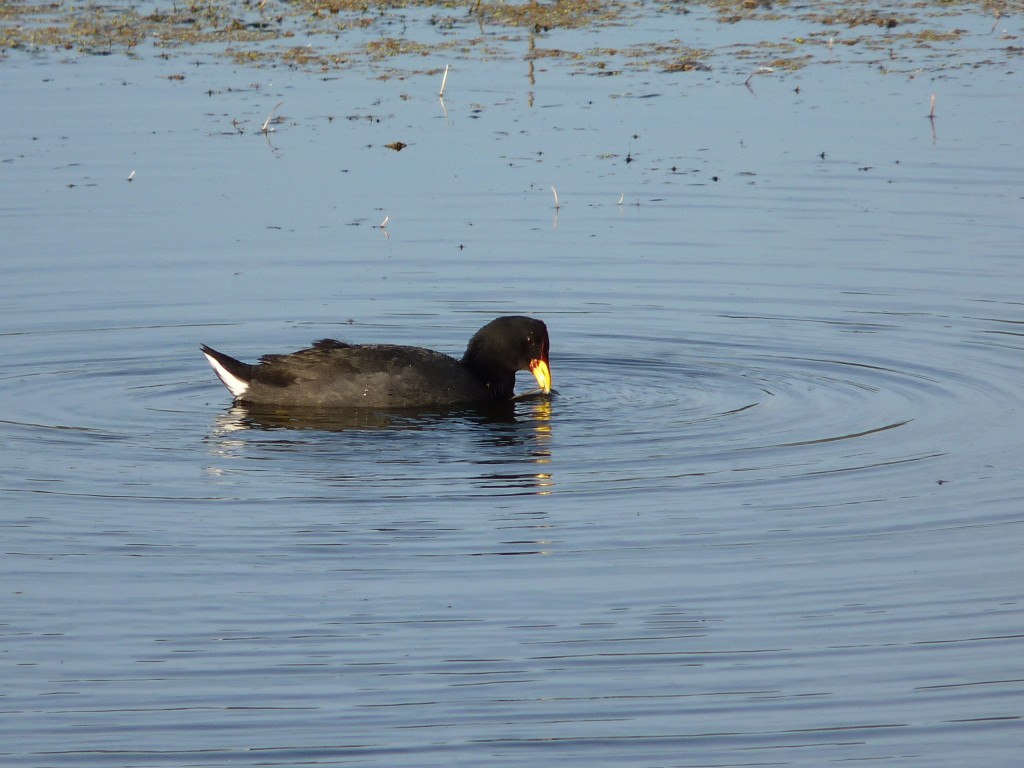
[212,392,551,434]
[470,397,553,494]
[207,393,555,494]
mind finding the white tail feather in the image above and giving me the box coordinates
[203,350,249,399]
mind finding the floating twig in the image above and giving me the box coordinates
[261,101,284,133]
[439,64,449,98]
[744,66,774,88]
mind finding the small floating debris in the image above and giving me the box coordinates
[439,64,449,98]
[744,66,774,87]
[261,101,284,133]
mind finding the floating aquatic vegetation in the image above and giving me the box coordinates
[0,0,1017,75]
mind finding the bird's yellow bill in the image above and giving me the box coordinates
[529,359,552,394]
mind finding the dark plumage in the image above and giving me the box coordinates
[201,316,551,409]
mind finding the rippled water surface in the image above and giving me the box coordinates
[2,3,1023,766]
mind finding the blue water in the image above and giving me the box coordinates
[2,2,1022,766]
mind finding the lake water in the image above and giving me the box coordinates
[2,2,1022,766]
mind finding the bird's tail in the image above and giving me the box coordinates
[200,345,252,399]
